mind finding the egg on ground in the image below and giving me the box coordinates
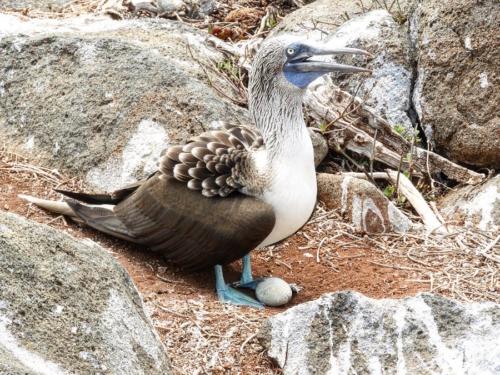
[255,277,293,307]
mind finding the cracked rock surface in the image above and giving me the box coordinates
[409,0,499,168]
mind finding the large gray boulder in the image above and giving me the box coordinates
[272,0,415,36]
[0,211,171,374]
[273,1,415,134]
[0,14,249,191]
[260,291,500,375]
[409,0,500,168]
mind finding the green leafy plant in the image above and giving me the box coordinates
[383,184,395,199]
[393,124,422,145]
[266,14,278,30]
[393,124,407,136]
[403,152,412,164]
[318,123,329,133]
[216,59,239,79]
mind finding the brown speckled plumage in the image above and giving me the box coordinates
[159,123,264,198]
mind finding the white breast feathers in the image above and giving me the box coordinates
[257,131,317,247]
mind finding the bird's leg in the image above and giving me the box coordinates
[214,264,263,309]
[241,254,253,284]
[234,254,263,290]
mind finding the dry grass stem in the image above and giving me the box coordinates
[297,203,499,303]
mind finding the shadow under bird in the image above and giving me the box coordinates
[21,37,370,308]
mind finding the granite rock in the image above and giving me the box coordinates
[0,211,171,374]
[438,175,499,232]
[0,14,249,191]
[409,0,500,168]
[260,291,500,375]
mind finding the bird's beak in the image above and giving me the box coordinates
[286,46,372,74]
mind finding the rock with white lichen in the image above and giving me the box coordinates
[0,211,171,374]
[0,14,249,192]
[438,175,499,232]
[0,0,73,12]
[316,173,414,233]
[409,0,499,168]
[158,0,186,13]
[260,291,500,375]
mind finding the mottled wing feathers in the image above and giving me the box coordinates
[58,174,275,270]
[159,124,263,198]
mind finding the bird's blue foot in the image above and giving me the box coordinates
[214,264,263,309]
[232,279,263,290]
[231,254,264,290]
[217,284,264,309]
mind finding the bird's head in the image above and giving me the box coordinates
[249,37,371,94]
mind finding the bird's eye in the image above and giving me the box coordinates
[287,48,295,55]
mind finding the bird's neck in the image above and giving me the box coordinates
[249,86,307,160]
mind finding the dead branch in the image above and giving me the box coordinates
[305,82,485,185]
[478,235,500,264]
[342,172,389,179]
[385,169,449,235]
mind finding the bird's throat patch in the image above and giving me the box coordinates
[284,70,324,89]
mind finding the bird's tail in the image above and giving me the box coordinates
[18,194,78,218]
[19,193,136,242]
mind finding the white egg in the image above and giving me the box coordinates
[255,277,293,307]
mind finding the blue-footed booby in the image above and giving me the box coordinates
[20,37,370,308]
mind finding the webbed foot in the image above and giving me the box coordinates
[231,278,264,290]
[214,264,263,309]
[231,254,263,290]
[216,283,263,309]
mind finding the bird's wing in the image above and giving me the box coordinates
[58,125,276,269]
[56,124,275,269]
[67,174,275,270]
[159,123,264,198]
